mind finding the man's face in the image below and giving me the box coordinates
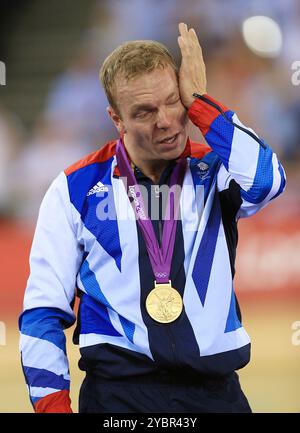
[108,65,189,163]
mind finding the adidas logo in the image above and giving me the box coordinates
[87,181,109,196]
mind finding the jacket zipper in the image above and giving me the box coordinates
[166,325,178,364]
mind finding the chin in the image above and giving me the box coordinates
[159,138,186,160]
[167,148,184,160]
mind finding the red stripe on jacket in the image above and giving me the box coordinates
[64,140,117,176]
[64,135,211,179]
[34,390,72,413]
[188,94,229,136]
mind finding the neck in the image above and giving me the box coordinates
[123,137,168,184]
[137,161,168,184]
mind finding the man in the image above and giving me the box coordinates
[19,23,286,413]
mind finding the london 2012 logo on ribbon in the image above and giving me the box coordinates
[0,61,6,85]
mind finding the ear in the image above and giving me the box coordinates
[106,106,127,135]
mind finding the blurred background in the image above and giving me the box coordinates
[0,0,299,413]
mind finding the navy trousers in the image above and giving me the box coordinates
[79,370,252,413]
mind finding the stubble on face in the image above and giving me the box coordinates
[113,66,189,171]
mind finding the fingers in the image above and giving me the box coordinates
[178,23,199,47]
[178,23,191,53]
[179,22,188,36]
[177,35,187,54]
[178,22,202,55]
[189,28,199,42]
[179,22,197,39]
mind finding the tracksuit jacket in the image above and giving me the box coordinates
[19,94,286,412]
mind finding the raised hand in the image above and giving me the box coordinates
[177,22,207,108]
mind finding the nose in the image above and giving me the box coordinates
[156,107,172,129]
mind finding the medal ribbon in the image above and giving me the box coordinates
[116,138,186,284]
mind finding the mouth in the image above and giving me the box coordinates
[158,132,180,144]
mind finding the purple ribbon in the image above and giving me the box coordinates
[116,138,186,284]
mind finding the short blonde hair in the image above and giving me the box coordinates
[99,40,178,114]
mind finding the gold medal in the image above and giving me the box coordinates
[146,282,183,323]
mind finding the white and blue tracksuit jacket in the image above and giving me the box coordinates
[19,94,286,411]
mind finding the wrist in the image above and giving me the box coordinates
[193,91,207,99]
[184,91,208,109]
